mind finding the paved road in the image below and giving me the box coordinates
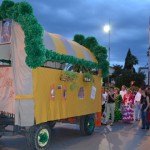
[0,121,150,150]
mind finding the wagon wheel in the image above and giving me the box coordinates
[26,123,51,150]
[80,114,95,136]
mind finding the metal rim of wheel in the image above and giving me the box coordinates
[38,128,49,147]
[87,118,94,131]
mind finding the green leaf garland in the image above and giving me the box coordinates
[74,35,109,77]
[0,0,105,72]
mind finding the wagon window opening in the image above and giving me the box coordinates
[90,68,98,75]
[43,60,65,70]
[0,19,12,67]
[0,59,11,66]
[43,61,98,75]
[65,64,89,73]
[0,44,12,67]
[65,64,98,75]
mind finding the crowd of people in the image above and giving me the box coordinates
[101,85,150,129]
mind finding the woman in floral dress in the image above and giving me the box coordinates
[122,88,134,122]
[114,88,123,121]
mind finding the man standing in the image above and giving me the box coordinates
[104,87,115,126]
[120,85,126,99]
[134,88,142,121]
[102,89,107,115]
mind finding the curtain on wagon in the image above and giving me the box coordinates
[10,22,34,126]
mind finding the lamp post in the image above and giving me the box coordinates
[103,24,111,86]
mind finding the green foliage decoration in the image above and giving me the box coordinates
[74,34,109,77]
[0,0,99,70]
[18,1,33,15]
[83,37,99,50]
[73,34,85,45]
[0,0,15,19]
[60,71,78,90]
[0,0,46,67]
[83,72,94,82]
[61,71,78,81]
[45,50,98,69]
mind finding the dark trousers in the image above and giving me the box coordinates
[102,104,105,115]
[141,110,149,129]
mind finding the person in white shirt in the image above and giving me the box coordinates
[102,88,107,114]
[134,88,142,121]
[101,88,108,124]
[120,85,126,99]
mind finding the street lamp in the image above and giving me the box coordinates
[103,24,111,86]
[103,24,111,62]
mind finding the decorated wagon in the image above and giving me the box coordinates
[0,0,109,149]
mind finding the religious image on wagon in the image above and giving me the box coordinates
[0,19,12,44]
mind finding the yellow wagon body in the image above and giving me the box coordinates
[32,67,102,124]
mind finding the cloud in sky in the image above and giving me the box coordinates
[0,0,149,68]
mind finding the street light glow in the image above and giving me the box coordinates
[103,23,111,86]
[103,24,110,33]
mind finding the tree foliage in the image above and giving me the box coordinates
[111,49,145,88]
[124,49,138,72]
[111,64,123,79]
[114,70,145,88]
